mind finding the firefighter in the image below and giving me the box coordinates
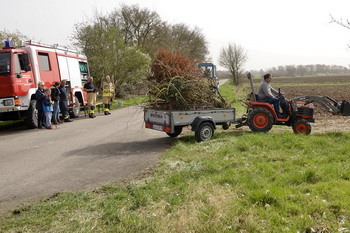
[58,80,73,122]
[101,75,115,115]
[84,76,97,118]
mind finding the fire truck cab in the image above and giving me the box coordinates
[0,40,89,128]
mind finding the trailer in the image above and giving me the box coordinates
[144,108,235,142]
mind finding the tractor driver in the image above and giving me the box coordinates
[257,73,283,117]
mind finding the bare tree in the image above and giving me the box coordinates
[330,14,350,30]
[108,4,166,55]
[165,23,208,61]
[219,43,247,85]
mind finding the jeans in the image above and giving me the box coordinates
[262,97,280,114]
[52,101,60,121]
[45,112,52,127]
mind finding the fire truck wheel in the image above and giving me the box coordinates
[195,122,214,142]
[70,96,81,118]
[24,100,38,129]
[166,126,183,137]
[247,108,273,133]
[292,119,311,134]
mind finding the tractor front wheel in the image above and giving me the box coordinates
[292,119,311,134]
[247,108,273,133]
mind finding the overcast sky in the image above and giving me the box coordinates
[1,0,350,70]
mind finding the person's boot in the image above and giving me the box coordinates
[57,119,62,124]
[104,111,108,115]
[53,119,58,125]
[64,117,73,122]
[108,104,111,114]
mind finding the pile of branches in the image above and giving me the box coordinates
[146,49,229,110]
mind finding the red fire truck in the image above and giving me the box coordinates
[0,40,89,128]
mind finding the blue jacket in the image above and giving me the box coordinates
[42,96,53,113]
[35,89,45,110]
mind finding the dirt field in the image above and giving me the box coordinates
[246,75,350,133]
[241,75,350,84]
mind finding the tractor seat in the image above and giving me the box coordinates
[254,94,265,102]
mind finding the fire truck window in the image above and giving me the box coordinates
[0,52,10,75]
[17,53,26,70]
[14,54,22,73]
[38,52,51,71]
[79,62,88,80]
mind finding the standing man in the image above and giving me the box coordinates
[35,81,46,128]
[257,73,282,116]
[51,81,61,125]
[58,79,73,122]
[84,76,97,118]
[101,75,115,115]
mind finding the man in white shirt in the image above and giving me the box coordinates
[257,73,282,116]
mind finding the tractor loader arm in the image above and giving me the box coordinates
[291,95,350,115]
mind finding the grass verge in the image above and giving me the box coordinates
[1,131,349,232]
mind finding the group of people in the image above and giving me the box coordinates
[35,79,73,129]
[35,75,115,129]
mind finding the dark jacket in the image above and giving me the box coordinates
[51,86,61,102]
[84,82,96,93]
[35,89,45,110]
[58,85,68,101]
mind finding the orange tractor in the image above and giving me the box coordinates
[235,73,350,134]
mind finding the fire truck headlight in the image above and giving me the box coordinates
[3,99,14,106]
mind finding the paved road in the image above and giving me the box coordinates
[219,79,229,86]
[0,106,171,214]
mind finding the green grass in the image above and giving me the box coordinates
[110,96,148,109]
[1,131,350,232]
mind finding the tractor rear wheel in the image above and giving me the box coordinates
[292,119,311,134]
[247,108,273,133]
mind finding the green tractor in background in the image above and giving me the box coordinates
[198,63,220,92]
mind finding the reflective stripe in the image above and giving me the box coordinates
[103,108,110,111]
[88,110,94,113]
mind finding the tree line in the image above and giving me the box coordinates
[72,4,209,93]
[1,4,210,96]
[250,64,350,77]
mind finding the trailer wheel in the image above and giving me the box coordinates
[24,100,38,129]
[247,108,273,132]
[292,119,311,134]
[166,126,183,138]
[70,96,81,118]
[195,122,214,142]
